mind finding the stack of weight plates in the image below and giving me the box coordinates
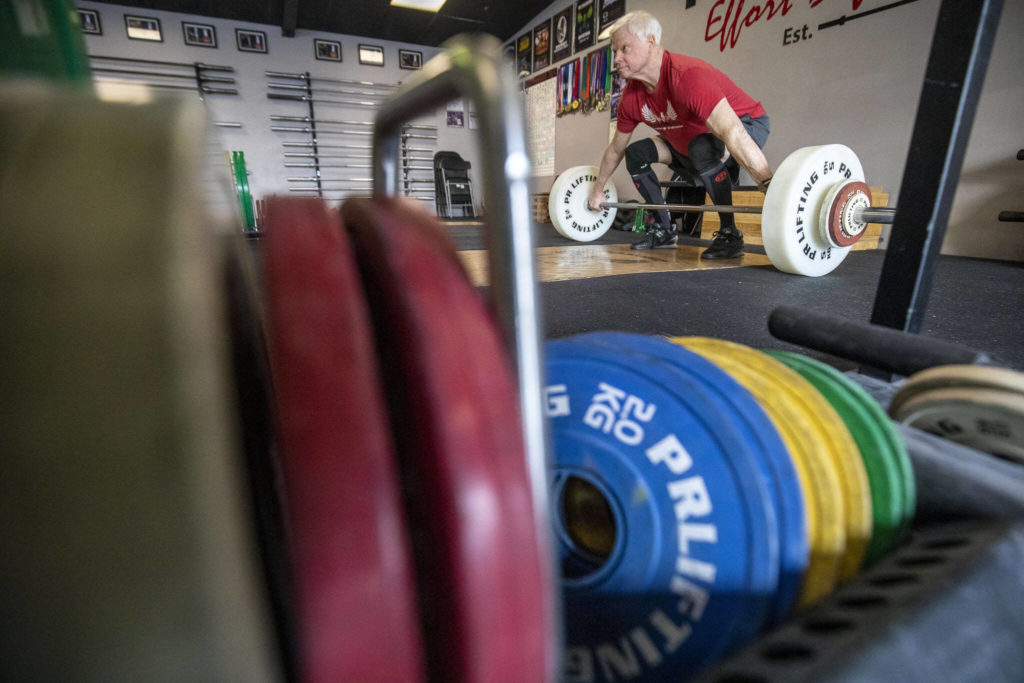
[889,365,1024,464]
[545,333,916,681]
[261,196,555,682]
[764,350,916,566]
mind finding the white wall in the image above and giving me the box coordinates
[512,0,1024,262]
[78,2,486,215]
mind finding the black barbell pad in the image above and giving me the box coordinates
[768,306,994,377]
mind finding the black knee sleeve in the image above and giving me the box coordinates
[726,157,740,186]
[625,138,660,175]
[625,140,671,228]
[700,162,737,231]
[631,170,672,229]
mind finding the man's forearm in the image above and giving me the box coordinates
[587,142,627,210]
[596,143,625,188]
[706,99,773,189]
[724,127,772,188]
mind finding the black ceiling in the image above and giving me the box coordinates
[92,0,554,48]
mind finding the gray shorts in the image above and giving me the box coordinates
[664,113,770,181]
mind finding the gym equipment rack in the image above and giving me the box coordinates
[266,70,436,203]
[88,54,240,97]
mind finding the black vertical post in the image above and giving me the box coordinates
[193,62,205,101]
[303,72,322,198]
[401,129,410,197]
[869,0,1003,334]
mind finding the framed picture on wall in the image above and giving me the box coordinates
[446,98,464,128]
[359,44,385,66]
[552,7,572,62]
[533,19,551,71]
[78,9,102,35]
[598,0,626,36]
[182,22,217,48]
[315,38,342,62]
[516,32,532,78]
[125,15,162,42]
[574,0,595,53]
[236,29,267,53]
[502,41,516,72]
[399,49,422,70]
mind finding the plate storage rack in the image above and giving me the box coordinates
[267,70,436,205]
[401,125,439,207]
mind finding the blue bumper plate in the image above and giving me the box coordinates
[547,339,780,681]
[577,332,808,623]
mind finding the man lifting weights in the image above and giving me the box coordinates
[587,10,773,257]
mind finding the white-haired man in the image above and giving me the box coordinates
[587,11,773,257]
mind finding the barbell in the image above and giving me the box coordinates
[596,201,895,225]
[548,144,896,277]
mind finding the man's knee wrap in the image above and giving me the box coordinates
[625,138,660,175]
[698,160,731,187]
[688,133,727,175]
[726,157,740,185]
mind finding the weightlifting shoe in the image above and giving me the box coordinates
[630,224,678,250]
[700,227,744,259]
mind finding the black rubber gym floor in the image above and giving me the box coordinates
[449,222,1024,372]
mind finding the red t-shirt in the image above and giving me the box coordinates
[617,51,766,153]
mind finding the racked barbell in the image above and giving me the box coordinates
[548,144,896,277]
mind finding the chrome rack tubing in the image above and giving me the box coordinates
[372,34,558,680]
